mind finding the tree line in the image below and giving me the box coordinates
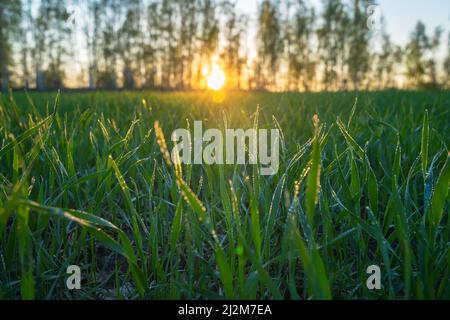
[1,0,449,91]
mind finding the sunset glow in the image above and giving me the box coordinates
[205,64,226,91]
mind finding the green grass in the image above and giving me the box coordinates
[0,90,448,299]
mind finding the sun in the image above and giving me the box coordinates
[205,64,226,91]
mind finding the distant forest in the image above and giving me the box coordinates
[1,0,450,91]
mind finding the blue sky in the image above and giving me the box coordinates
[378,0,450,45]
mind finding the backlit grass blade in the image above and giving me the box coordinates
[0,116,51,159]
[109,155,138,216]
[177,177,207,223]
[169,200,183,252]
[392,135,402,188]
[421,110,429,178]
[427,154,450,233]
[305,115,321,228]
[366,158,378,215]
[336,118,365,159]
[347,97,358,127]
[290,216,331,299]
[391,184,412,299]
[214,244,234,298]
[17,199,146,296]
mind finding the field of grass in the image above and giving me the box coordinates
[0,90,448,299]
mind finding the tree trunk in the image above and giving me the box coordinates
[36,64,44,90]
[1,63,9,92]
[88,65,95,89]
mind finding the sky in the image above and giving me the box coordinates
[378,0,450,45]
[232,0,450,90]
[68,0,450,87]
[236,0,450,57]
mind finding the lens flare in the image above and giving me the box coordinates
[206,64,225,91]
